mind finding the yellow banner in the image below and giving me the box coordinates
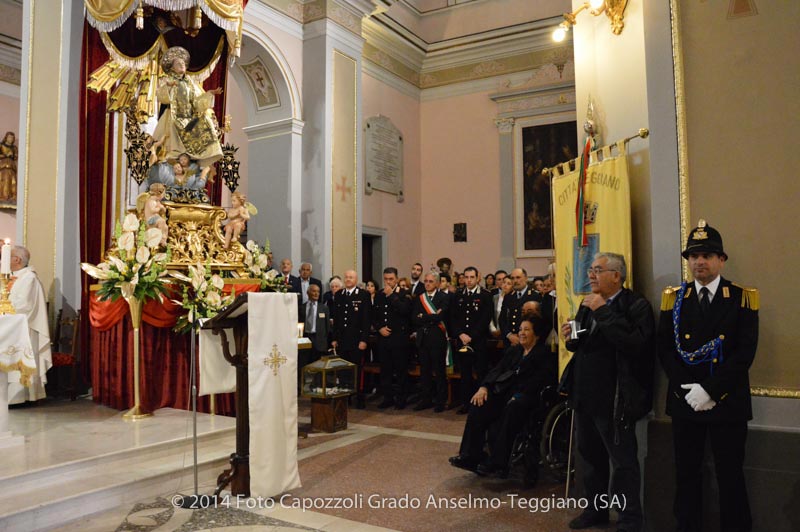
[552,142,633,376]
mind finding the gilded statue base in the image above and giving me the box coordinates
[122,404,154,420]
[0,274,16,315]
[164,202,247,272]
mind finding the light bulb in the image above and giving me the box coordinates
[589,0,605,9]
[553,26,567,42]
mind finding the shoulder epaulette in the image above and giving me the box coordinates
[733,283,759,310]
[660,286,679,311]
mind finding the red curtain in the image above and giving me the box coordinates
[88,283,261,415]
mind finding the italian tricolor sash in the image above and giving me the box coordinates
[420,292,454,370]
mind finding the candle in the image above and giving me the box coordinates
[0,239,10,274]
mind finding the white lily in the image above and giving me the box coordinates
[108,255,128,274]
[211,274,224,290]
[205,291,222,308]
[118,231,135,252]
[122,213,139,232]
[80,263,112,280]
[136,246,150,264]
[145,228,163,249]
[257,254,268,269]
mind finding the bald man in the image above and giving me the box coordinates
[331,270,372,408]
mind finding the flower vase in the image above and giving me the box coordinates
[123,295,152,420]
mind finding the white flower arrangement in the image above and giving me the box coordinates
[242,239,287,292]
[81,213,171,302]
[170,263,235,333]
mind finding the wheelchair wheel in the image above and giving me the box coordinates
[539,401,572,476]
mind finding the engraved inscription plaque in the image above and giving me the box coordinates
[365,116,404,201]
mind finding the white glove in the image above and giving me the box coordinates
[695,399,717,412]
[681,383,712,411]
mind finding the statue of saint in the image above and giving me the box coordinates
[153,46,223,169]
[0,131,17,204]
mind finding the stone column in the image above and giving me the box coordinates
[302,11,365,280]
[17,0,83,314]
[494,117,515,272]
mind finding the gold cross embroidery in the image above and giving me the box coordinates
[263,344,287,376]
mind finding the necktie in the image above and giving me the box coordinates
[699,286,711,315]
[306,302,316,334]
[517,291,523,300]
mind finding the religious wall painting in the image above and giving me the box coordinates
[239,56,280,110]
[514,118,577,258]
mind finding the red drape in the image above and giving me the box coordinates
[88,283,261,415]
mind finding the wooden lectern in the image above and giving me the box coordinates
[202,293,251,497]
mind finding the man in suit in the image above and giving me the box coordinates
[658,220,758,532]
[562,252,654,532]
[409,262,425,296]
[277,258,301,293]
[450,266,493,414]
[298,262,323,305]
[300,284,329,384]
[500,268,541,346]
[331,269,372,409]
[411,272,450,412]
[373,267,412,409]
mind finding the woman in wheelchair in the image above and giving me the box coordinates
[449,316,557,478]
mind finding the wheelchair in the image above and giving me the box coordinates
[508,385,574,487]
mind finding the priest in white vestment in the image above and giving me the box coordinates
[8,246,51,404]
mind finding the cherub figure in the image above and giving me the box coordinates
[138,183,168,246]
[223,192,250,249]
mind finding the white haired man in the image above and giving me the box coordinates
[8,246,52,404]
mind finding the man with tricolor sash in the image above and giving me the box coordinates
[411,271,451,413]
[658,220,759,532]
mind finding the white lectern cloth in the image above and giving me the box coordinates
[198,325,236,396]
[247,292,301,497]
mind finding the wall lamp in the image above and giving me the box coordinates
[552,0,629,42]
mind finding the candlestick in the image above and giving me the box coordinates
[0,239,10,275]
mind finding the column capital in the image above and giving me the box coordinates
[494,117,515,134]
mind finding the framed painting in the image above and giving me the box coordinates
[513,113,577,258]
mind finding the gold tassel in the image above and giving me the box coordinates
[136,2,144,30]
[194,7,202,29]
[660,286,678,311]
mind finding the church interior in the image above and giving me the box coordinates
[0,1,798,531]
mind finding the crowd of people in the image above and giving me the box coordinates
[272,219,758,532]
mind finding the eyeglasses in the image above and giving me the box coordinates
[587,267,617,277]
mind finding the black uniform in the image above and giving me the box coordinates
[658,279,758,532]
[450,286,493,406]
[372,286,413,407]
[500,287,541,340]
[331,287,372,403]
[411,290,450,409]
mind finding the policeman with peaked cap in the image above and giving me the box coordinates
[658,220,759,532]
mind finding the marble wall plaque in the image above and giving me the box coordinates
[365,116,404,201]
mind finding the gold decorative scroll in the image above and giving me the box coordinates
[164,202,247,271]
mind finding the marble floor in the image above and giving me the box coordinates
[3,397,591,532]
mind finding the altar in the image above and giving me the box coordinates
[88,280,260,416]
